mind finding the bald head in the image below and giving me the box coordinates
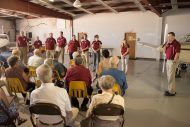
[109,56,119,68]
[36,64,52,83]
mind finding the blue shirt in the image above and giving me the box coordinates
[102,68,128,91]
[0,55,8,68]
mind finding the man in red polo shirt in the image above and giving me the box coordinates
[163,32,181,96]
[57,31,67,63]
[80,34,90,68]
[92,35,102,72]
[33,36,42,49]
[67,35,80,60]
[45,33,56,58]
[65,55,92,111]
[16,31,28,64]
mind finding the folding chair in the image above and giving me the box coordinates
[92,103,125,127]
[28,66,37,81]
[6,78,29,101]
[29,103,66,127]
[69,81,88,98]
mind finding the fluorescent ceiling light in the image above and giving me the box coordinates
[73,0,82,8]
[49,0,54,2]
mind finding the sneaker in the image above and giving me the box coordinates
[164,92,176,96]
[18,117,27,126]
[80,106,88,111]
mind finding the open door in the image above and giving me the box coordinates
[125,32,136,59]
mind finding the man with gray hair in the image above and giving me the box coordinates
[65,55,92,111]
[30,64,79,127]
[102,56,128,96]
[86,75,125,120]
[28,49,44,68]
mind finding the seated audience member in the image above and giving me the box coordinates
[28,49,44,68]
[69,51,86,68]
[12,49,26,71]
[0,50,8,68]
[86,75,125,120]
[96,49,110,76]
[102,56,128,96]
[5,56,35,98]
[65,56,93,111]
[53,52,67,78]
[30,64,79,127]
[0,87,27,126]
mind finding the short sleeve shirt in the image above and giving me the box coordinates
[45,37,56,50]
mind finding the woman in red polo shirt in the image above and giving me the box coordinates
[120,39,130,74]
[92,35,102,72]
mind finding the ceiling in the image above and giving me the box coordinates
[0,0,190,19]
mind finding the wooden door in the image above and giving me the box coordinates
[78,32,86,42]
[125,32,136,59]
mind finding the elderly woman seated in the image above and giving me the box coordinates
[5,56,35,99]
[0,87,27,126]
[86,75,125,126]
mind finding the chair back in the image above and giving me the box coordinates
[6,78,27,94]
[69,81,88,98]
[112,84,121,95]
[28,66,37,77]
[93,103,124,116]
[29,103,66,126]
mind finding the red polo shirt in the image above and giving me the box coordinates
[165,39,181,60]
[121,44,130,55]
[81,40,90,52]
[33,40,42,49]
[57,36,67,48]
[92,40,102,51]
[68,39,80,53]
[45,37,56,50]
[17,36,28,47]
[65,65,92,87]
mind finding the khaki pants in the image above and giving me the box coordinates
[18,47,28,64]
[82,51,89,68]
[121,55,129,73]
[166,60,177,94]
[36,108,79,127]
[46,50,55,59]
[58,48,65,63]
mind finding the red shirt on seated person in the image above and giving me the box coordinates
[65,55,92,111]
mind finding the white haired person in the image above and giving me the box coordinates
[102,56,128,96]
[30,64,79,127]
[28,49,44,68]
[86,75,125,126]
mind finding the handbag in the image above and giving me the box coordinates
[80,94,115,127]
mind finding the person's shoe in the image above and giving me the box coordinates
[80,106,88,111]
[164,91,176,96]
[18,117,27,126]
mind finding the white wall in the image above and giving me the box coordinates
[74,11,162,59]
[16,18,72,44]
[163,9,190,41]
[0,18,15,42]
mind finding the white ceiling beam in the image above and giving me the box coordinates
[36,0,76,16]
[59,0,94,14]
[171,0,178,10]
[0,11,23,18]
[69,5,138,12]
[133,0,146,11]
[95,0,118,13]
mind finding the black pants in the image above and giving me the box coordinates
[22,82,36,98]
[93,51,101,69]
[71,86,93,108]
[69,52,74,60]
